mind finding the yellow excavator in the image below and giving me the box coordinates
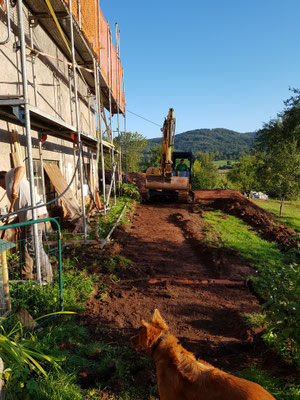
[145,108,194,202]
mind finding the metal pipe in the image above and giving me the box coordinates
[97,84,106,212]
[124,117,127,183]
[105,162,116,207]
[69,0,87,239]
[88,92,91,136]
[29,24,38,107]
[100,203,126,249]
[17,0,41,284]
[115,24,121,192]
[95,0,106,214]
[108,28,116,205]
[68,66,79,200]
[38,138,46,203]
[68,66,74,125]
[77,0,81,29]
[93,58,106,213]
[120,277,249,287]
[97,0,101,67]
[0,0,11,45]
[122,61,127,183]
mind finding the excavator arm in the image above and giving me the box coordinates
[145,108,191,202]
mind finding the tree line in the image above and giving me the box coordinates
[111,89,300,212]
[228,89,300,213]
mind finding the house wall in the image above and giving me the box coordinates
[0,2,98,213]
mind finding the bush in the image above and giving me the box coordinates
[254,263,300,368]
[121,182,140,201]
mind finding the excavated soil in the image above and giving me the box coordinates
[77,179,299,390]
[81,199,296,378]
[194,190,297,248]
[126,172,298,248]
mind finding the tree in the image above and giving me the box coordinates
[141,145,162,170]
[258,140,300,215]
[192,152,219,189]
[254,88,300,212]
[256,88,300,152]
[114,131,147,172]
[227,155,262,194]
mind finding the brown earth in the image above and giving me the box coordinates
[194,189,298,248]
[126,172,298,248]
[75,179,299,395]
[81,197,296,378]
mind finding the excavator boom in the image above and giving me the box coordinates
[145,108,193,202]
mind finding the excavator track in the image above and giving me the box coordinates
[177,191,189,203]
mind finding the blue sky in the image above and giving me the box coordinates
[101,0,300,139]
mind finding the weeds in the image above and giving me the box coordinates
[237,368,300,400]
[97,197,134,239]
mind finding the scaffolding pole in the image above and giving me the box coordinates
[17,0,41,283]
[115,23,122,193]
[108,27,116,205]
[93,57,106,215]
[69,0,87,239]
[29,22,38,107]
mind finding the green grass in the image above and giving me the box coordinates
[253,199,300,233]
[237,368,300,400]
[213,159,237,168]
[202,210,300,369]
[30,320,157,400]
[202,210,297,269]
[97,197,134,240]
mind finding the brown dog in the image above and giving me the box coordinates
[131,309,276,400]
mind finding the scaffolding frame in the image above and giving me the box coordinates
[0,0,126,245]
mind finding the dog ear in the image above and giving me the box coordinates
[141,319,149,327]
[152,309,168,330]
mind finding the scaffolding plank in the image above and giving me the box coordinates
[43,163,81,222]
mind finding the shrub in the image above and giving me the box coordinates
[121,182,140,201]
[254,263,300,368]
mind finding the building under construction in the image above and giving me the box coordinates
[0,0,126,235]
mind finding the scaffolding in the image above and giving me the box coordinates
[0,0,126,244]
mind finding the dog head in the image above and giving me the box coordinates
[131,309,169,355]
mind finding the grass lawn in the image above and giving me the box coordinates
[202,210,297,269]
[202,210,300,373]
[213,159,236,167]
[253,199,300,233]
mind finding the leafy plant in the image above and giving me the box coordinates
[0,313,73,398]
[254,263,300,368]
[121,182,140,201]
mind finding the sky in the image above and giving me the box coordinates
[101,0,300,139]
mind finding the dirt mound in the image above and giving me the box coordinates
[194,190,297,248]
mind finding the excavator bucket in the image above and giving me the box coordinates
[145,175,190,202]
[145,176,189,191]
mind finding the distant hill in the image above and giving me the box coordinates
[145,128,256,160]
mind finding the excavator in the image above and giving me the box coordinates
[145,108,194,202]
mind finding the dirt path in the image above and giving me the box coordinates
[84,202,267,371]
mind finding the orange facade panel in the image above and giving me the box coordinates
[62,0,125,113]
[99,8,109,84]
[111,45,118,101]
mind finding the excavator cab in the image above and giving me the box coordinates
[172,151,195,184]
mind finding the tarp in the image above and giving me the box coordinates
[43,163,81,222]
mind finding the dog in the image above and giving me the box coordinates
[131,309,276,400]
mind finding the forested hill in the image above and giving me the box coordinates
[146,128,256,160]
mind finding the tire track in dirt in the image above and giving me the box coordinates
[84,202,263,370]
